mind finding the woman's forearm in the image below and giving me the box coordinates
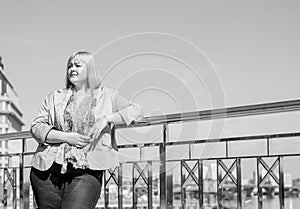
[45,130,91,147]
[45,113,127,144]
[105,112,126,125]
[45,129,68,144]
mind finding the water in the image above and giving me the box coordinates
[244,197,300,209]
[171,196,300,209]
[1,197,298,208]
[221,196,300,209]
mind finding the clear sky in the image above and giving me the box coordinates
[1,1,300,179]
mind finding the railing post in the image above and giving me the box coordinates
[236,158,242,209]
[159,124,168,208]
[148,161,153,209]
[198,160,203,209]
[2,169,6,208]
[166,173,173,208]
[267,137,270,156]
[19,138,26,209]
[13,168,17,209]
[167,137,174,208]
[226,141,229,158]
[118,165,123,209]
[132,164,137,209]
[104,172,109,209]
[279,157,284,209]
[257,158,263,209]
[217,159,223,209]
[180,165,186,209]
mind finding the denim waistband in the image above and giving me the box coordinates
[31,162,104,182]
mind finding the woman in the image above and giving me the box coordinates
[30,51,143,209]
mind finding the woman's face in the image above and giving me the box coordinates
[67,58,88,88]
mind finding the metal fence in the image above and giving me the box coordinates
[0,99,300,209]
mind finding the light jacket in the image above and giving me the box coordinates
[30,86,143,171]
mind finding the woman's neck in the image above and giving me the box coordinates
[73,83,87,94]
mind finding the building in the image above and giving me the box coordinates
[0,57,24,168]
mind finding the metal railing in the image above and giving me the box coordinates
[0,99,300,209]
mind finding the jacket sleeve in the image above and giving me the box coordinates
[30,93,56,144]
[111,90,143,126]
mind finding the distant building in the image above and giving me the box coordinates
[292,178,300,188]
[285,173,293,187]
[210,162,217,180]
[0,57,24,168]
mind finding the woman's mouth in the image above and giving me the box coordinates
[70,71,78,77]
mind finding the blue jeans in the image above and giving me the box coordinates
[30,163,104,209]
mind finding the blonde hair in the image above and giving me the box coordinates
[65,51,102,89]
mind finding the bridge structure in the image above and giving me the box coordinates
[205,183,300,198]
[0,99,300,209]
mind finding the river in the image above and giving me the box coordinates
[171,196,300,209]
[222,196,300,209]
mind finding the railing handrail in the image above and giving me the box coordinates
[2,131,300,149]
[0,130,31,141]
[121,98,300,127]
[117,131,300,148]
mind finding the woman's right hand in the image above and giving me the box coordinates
[66,132,91,148]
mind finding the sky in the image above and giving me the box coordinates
[1,1,300,179]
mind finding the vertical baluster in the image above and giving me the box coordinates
[13,168,17,209]
[257,158,263,209]
[226,141,229,158]
[19,138,26,209]
[279,157,284,209]
[159,124,167,208]
[181,161,185,209]
[198,160,203,209]
[267,137,270,156]
[118,164,123,209]
[236,158,242,209]
[3,169,7,209]
[217,159,223,209]
[167,172,173,208]
[133,164,137,209]
[167,141,173,209]
[188,144,192,160]
[148,162,153,209]
[104,172,109,209]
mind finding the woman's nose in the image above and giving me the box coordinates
[70,65,76,71]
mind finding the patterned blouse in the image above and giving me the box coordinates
[54,88,98,173]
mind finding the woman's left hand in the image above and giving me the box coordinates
[88,116,109,141]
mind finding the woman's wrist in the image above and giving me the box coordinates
[103,113,125,125]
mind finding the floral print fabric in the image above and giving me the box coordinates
[55,88,97,173]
